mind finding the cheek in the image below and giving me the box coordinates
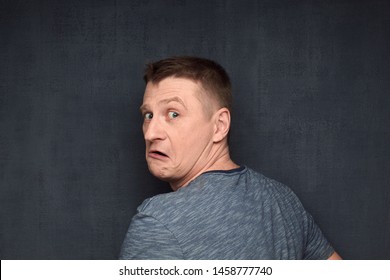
[184,123,213,148]
[170,128,198,155]
[170,119,214,156]
[142,123,147,136]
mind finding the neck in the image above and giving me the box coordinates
[169,144,239,191]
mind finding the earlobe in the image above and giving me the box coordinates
[213,108,231,143]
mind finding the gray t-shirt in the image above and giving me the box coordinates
[120,166,334,259]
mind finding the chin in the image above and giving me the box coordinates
[148,165,173,182]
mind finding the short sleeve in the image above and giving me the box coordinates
[302,211,335,260]
[119,213,184,259]
[272,181,335,260]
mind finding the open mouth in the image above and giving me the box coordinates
[149,150,169,158]
[153,151,167,156]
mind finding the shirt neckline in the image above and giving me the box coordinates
[201,165,245,175]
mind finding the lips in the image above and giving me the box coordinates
[148,149,169,159]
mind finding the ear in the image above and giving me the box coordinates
[213,108,231,143]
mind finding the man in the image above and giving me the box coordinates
[120,56,341,260]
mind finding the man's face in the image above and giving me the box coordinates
[140,77,216,187]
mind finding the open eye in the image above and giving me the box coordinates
[144,112,153,120]
[168,111,179,119]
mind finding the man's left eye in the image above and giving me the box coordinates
[168,111,179,119]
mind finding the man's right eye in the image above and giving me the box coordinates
[144,113,153,120]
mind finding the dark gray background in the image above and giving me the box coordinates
[1,0,389,259]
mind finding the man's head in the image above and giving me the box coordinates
[144,56,232,117]
[140,56,235,189]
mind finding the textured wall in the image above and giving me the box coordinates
[0,0,389,259]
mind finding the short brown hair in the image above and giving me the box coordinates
[143,56,232,113]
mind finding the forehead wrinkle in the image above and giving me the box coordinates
[141,78,204,113]
[139,97,187,114]
[158,96,187,109]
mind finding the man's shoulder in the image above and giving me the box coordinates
[136,191,176,213]
[135,184,196,219]
[239,166,295,196]
[138,166,296,213]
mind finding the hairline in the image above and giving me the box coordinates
[146,76,222,118]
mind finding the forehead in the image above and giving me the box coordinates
[143,77,202,102]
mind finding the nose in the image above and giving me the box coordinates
[143,117,166,142]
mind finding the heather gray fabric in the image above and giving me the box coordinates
[119,166,334,259]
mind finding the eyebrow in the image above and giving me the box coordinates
[140,96,187,113]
